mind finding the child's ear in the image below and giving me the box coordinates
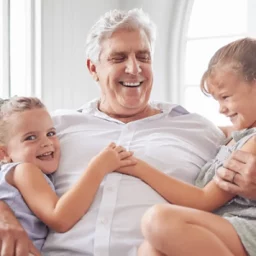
[0,146,11,163]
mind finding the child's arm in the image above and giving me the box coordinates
[9,143,136,233]
[118,136,256,212]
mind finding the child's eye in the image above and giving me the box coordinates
[47,131,56,137]
[25,135,36,141]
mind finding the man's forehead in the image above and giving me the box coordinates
[101,29,151,54]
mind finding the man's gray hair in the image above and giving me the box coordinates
[85,8,157,62]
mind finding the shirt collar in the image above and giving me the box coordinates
[77,98,190,123]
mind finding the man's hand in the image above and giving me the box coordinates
[0,201,40,256]
[214,150,256,199]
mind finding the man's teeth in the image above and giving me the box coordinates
[122,82,141,87]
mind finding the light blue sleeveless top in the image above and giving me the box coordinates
[196,128,256,256]
[0,162,55,250]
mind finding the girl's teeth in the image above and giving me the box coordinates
[41,152,51,156]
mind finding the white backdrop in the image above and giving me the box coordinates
[41,0,190,110]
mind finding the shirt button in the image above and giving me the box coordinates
[100,218,107,224]
[106,187,113,192]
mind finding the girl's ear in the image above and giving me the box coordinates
[0,146,6,160]
[0,146,11,163]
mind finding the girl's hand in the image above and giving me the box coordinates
[117,158,144,177]
[88,143,137,174]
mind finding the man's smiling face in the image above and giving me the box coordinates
[90,29,153,118]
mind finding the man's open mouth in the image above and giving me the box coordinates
[119,81,143,87]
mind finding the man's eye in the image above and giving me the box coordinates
[111,57,125,63]
[137,55,151,62]
[222,96,229,100]
[47,131,56,137]
[25,135,36,141]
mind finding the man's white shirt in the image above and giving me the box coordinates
[42,100,225,256]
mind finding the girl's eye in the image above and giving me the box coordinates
[25,135,36,141]
[47,131,56,137]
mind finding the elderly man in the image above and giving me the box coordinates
[1,8,256,256]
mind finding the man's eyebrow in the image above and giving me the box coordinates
[109,51,127,56]
[109,49,151,55]
[137,50,151,54]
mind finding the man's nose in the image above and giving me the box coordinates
[125,56,141,75]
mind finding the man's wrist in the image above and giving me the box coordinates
[0,201,20,225]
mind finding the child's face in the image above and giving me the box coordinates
[5,108,61,174]
[208,70,256,130]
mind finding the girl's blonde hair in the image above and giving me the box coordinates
[200,38,256,95]
[0,96,45,144]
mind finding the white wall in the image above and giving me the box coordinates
[41,0,190,110]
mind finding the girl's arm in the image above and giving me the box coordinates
[9,145,135,233]
[119,136,256,212]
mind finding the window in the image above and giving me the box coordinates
[0,0,9,98]
[0,0,41,99]
[183,0,253,126]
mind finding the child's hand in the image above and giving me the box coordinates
[88,143,137,174]
[117,158,144,177]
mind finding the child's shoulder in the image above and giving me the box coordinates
[6,162,40,186]
[13,162,41,174]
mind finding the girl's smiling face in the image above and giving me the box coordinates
[207,70,256,130]
[5,108,60,174]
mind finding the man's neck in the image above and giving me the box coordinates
[98,103,161,123]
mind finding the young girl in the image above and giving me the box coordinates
[118,38,256,256]
[0,96,136,251]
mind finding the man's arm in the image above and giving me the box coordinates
[218,126,234,137]
[0,201,40,256]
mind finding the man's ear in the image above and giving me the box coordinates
[87,59,99,82]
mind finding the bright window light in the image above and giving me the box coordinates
[184,0,248,126]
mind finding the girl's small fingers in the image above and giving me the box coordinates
[121,158,137,166]
[119,151,133,159]
[108,142,116,149]
[115,145,126,153]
